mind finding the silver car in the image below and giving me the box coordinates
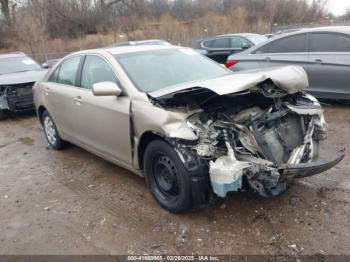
[227,26,350,100]
[34,45,344,212]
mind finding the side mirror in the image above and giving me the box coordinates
[92,82,122,97]
[42,63,49,69]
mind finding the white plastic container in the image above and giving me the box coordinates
[210,154,250,198]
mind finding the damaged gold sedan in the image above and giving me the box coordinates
[34,46,344,212]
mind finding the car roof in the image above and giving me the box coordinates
[240,26,350,54]
[272,26,350,39]
[107,45,178,55]
[68,45,180,57]
[200,33,262,41]
[108,39,171,47]
[218,33,262,37]
[0,52,27,59]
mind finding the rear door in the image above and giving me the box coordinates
[43,56,83,140]
[307,32,350,99]
[74,55,132,165]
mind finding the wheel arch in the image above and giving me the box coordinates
[137,131,166,171]
[38,105,47,125]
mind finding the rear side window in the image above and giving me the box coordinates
[256,34,307,53]
[57,56,81,86]
[310,33,350,52]
[80,56,118,89]
[212,38,230,48]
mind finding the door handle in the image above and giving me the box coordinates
[44,88,51,95]
[74,96,83,105]
[314,59,323,64]
[264,57,271,61]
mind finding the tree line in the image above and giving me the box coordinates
[0,0,330,51]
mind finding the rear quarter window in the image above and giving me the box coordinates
[212,38,230,48]
[48,66,60,83]
[53,56,81,86]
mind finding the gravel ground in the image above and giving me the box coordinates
[0,104,349,256]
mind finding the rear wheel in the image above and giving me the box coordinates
[42,111,67,150]
[144,140,193,213]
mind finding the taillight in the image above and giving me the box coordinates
[225,60,238,69]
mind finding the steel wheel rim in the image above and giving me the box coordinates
[153,154,179,199]
[44,116,57,145]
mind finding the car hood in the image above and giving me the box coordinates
[0,70,47,85]
[148,66,308,106]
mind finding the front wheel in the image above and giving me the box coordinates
[144,140,193,213]
[42,111,67,150]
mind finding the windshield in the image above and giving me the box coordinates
[245,35,268,45]
[0,56,41,75]
[115,48,230,92]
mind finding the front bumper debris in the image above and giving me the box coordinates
[248,149,345,198]
[279,149,345,179]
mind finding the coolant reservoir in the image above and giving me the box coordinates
[210,154,250,198]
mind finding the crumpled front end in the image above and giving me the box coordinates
[0,82,35,112]
[145,66,344,200]
[185,92,344,198]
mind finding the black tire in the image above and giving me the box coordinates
[0,109,7,120]
[41,110,67,150]
[144,140,193,213]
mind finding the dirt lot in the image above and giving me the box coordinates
[0,104,349,256]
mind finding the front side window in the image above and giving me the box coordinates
[310,33,350,52]
[57,56,81,86]
[81,56,118,89]
[256,34,307,54]
[115,48,230,93]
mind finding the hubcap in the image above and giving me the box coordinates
[44,116,57,145]
[153,154,179,198]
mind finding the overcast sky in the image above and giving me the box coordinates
[327,0,350,16]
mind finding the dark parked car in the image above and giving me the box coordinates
[195,33,267,64]
[0,52,47,119]
[227,26,350,100]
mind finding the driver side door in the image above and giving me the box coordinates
[74,55,132,166]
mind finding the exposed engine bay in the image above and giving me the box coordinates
[145,66,345,200]
[184,89,336,197]
[150,80,344,199]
